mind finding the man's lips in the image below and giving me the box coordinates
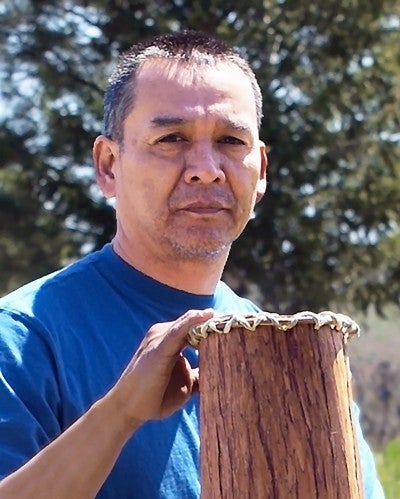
[174,201,230,214]
[169,188,235,214]
[180,206,226,214]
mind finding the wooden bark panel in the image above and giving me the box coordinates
[199,323,363,499]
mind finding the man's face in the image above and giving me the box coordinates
[99,59,267,265]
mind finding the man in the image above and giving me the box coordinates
[0,31,383,498]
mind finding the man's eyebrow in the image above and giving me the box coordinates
[222,119,252,133]
[150,116,186,127]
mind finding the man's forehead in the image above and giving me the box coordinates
[130,58,259,129]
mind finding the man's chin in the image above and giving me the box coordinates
[167,240,232,262]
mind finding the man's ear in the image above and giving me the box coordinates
[92,135,119,198]
[256,141,268,203]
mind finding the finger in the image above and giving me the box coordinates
[174,308,215,330]
[161,308,215,354]
[191,367,199,394]
[180,356,199,392]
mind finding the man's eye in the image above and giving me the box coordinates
[158,134,185,143]
[219,136,246,145]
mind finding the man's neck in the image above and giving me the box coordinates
[112,239,228,295]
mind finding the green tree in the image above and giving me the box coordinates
[0,0,399,312]
[376,437,400,498]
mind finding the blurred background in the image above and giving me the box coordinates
[0,0,399,495]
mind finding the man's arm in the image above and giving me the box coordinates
[0,308,214,499]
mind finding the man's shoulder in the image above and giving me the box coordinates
[0,246,109,317]
[214,281,261,314]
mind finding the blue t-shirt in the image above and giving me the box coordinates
[0,244,384,498]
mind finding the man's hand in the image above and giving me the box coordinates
[107,308,215,429]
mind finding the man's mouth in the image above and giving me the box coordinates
[176,201,229,215]
[181,207,225,214]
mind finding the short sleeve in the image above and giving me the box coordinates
[0,309,62,478]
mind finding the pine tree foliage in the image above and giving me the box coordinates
[0,0,399,312]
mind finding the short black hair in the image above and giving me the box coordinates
[104,30,262,143]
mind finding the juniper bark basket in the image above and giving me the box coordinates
[187,311,364,499]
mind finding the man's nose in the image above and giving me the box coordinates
[183,141,226,184]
